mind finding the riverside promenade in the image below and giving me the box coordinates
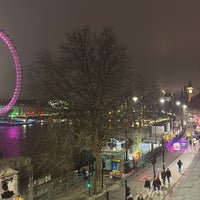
[56,143,198,200]
[133,144,199,200]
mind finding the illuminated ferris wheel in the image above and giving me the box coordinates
[0,31,22,115]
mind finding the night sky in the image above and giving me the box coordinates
[1,0,200,99]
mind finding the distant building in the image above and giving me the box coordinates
[0,99,44,117]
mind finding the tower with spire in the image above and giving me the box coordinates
[186,80,193,102]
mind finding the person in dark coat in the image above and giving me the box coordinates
[161,169,166,184]
[165,168,172,183]
[144,177,150,197]
[137,193,144,200]
[156,176,161,190]
[155,176,161,191]
[152,177,157,192]
[126,186,133,200]
[82,168,87,181]
[177,160,183,173]
[189,140,192,146]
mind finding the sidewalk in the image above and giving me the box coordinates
[133,145,199,200]
[56,145,198,200]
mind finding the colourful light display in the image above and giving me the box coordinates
[0,31,22,114]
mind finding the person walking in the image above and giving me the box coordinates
[155,176,161,192]
[165,168,172,183]
[152,176,161,193]
[137,193,144,200]
[152,177,157,192]
[144,177,151,197]
[177,160,183,173]
[193,139,196,149]
[189,139,192,147]
[161,169,166,185]
[82,167,87,181]
[126,186,133,200]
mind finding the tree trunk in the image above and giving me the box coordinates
[93,143,102,193]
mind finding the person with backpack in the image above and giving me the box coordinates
[161,169,166,184]
[144,177,151,197]
[177,160,183,173]
[155,176,161,191]
[165,168,172,183]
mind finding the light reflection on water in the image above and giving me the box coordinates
[0,124,41,158]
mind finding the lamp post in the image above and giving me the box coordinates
[132,96,138,128]
[124,96,138,161]
[125,178,127,200]
[152,154,156,178]
[161,92,174,132]
[162,137,165,171]
[154,100,158,149]
[124,98,128,161]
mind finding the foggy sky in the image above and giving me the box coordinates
[1,0,200,99]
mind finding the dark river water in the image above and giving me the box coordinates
[0,124,42,158]
[0,124,151,159]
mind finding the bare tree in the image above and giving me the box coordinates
[30,27,160,193]
[23,123,76,179]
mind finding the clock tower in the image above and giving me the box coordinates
[187,80,193,102]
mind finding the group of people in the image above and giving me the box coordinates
[127,159,184,199]
[161,168,172,184]
[142,167,172,198]
[141,160,183,198]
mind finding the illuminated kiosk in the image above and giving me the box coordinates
[0,31,22,115]
[101,138,133,178]
[101,148,126,178]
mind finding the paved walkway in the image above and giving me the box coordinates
[57,145,198,200]
[56,127,198,200]
[133,145,199,200]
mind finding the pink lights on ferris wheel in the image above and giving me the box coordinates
[0,31,22,114]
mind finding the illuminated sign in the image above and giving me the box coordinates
[112,159,120,163]
[139,143,151,151]
[186,132,191,137]
[173,143,180,150]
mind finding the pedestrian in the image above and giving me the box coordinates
[177,160,183,173]
[165,168,172,183]
[152,177,157,192]
[189,140,192,147]
[82,168,87,181]
[193,139,196,149]
[126,186,133,200]
[161,169,166,184]
[144,177,150,197]
[156,176,161,192]
[137,193,144,200]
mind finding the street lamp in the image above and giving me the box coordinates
[153,99,164,148]
[132,96,138,127]
[151,154,156,178]
[124,96,138,161]
[162,137,165,171]
[132,96,138,102]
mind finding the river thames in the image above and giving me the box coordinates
[0,124,43,158]
[0,123,151,159]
